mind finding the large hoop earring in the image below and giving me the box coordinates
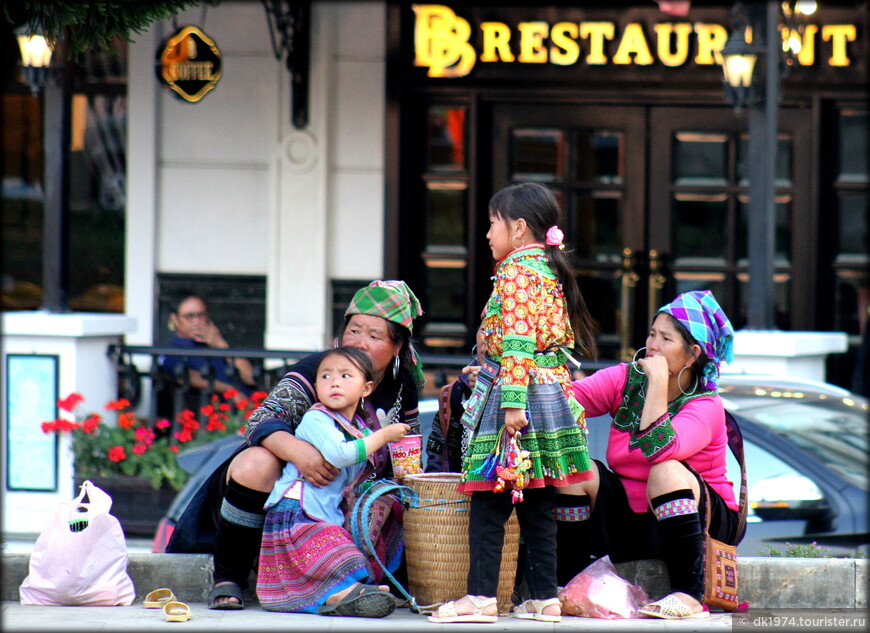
[630,347,647,375]
[678,365,699,396]
[392,355,401,380]
[512,234,525,249]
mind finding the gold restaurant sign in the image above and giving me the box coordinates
[158,26,222,102]
[413,4,857,78]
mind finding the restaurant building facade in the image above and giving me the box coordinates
[3,0,868,385]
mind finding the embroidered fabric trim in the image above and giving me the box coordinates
[553,505,590,522]
[653,497,698,520]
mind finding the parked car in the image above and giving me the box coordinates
[153,376,867,557]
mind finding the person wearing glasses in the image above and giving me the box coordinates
[160,292,257,397]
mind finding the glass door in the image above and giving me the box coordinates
[490,103,647,359]
[648,107,811,331]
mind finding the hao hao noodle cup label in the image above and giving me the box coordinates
[390,434,422,478]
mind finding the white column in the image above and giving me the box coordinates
[729,330,849,383]
[1,312,136,536]
[264,2,335,350]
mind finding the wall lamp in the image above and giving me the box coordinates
[717,1,818,112]
[16,26,54,94]
[261,0,311,129]
[717,18,758,112]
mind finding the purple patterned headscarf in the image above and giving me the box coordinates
[658,290,734,390]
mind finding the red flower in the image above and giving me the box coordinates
[82,414,101,434]
[132,442,148,456]
[223,388,239,401]
[156,418,170,430]
[206,416,227,432]
[107,446,126,462]
[171,446,179,453]
[58,393,85,412]
[105,398,131,411]
[41,420,58,433]
[118,412,137,429]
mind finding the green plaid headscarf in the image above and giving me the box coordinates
[345,280,423,332]
[345,280,425,388]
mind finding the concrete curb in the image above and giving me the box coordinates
[2,553,866,609]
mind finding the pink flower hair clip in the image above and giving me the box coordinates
[545,225,565,250]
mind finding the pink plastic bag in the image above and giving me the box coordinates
[558,556,649,619]
[20,480,135,606]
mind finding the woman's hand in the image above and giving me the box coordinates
[637,354,670,384]
[287,438,339,488]
[461,364,480,389]
[503,408,528,436]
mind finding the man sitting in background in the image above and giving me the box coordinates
[160,292,258,397]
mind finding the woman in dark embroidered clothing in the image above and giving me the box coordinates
[166,280,424,611]
[561,290,742,620]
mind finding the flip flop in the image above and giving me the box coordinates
[638,594,710,619]
[427,595,498,623]
[143,588,176,608]
[513,597,562,622]
[207,583,244,610]
[317,583,397,618]
[164,601,192,622]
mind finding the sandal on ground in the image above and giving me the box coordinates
[427,595,498,623]
[207,583,244,610]
[638,594,710,620]
[163,601,192,622]
[317,584,397,618]
[143,587,176,608]
[513,598,562,622]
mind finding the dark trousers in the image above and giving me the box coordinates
[468,487,557,600]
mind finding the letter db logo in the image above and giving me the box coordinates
[414,5,476,77]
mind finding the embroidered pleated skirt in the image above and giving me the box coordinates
[459,357,594,494]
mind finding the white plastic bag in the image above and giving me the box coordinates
[20,480,135,606]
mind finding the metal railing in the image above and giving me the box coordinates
[108,343,616,429]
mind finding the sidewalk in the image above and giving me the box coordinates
[2,551,867,631]
[1,602,867,632]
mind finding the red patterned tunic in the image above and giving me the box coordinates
[482,244,582,421]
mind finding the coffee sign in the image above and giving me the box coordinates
[157,26,222,102]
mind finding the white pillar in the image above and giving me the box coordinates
[729,330,849,383]
[1,312,136,536]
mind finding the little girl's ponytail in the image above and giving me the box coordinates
[488,183,598,360]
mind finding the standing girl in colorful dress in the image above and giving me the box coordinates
[257,346,410,618]
[429,182,598,624]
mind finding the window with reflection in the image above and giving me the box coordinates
[673,132,727,187]
[838,111,868,183]
[424,266,466,322]
[672,196,727,262]
[574,130,623,184]
[427,105,466,170]
[426,184,467,247]
[2,39,128,313]
[511,128,564,181]
[568,192,621,262]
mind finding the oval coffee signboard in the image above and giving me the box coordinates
[157,26,222,102]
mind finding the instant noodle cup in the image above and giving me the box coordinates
[390,433,422,478]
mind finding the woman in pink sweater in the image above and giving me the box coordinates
[561,290,740,620]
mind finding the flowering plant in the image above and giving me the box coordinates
[42,389,268,490]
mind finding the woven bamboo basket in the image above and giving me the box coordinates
[402,472,519,614]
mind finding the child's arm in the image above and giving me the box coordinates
[363,423,411,456]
